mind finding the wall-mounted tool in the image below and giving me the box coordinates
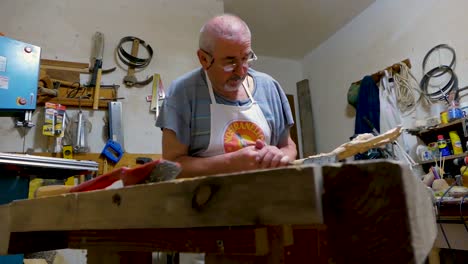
[108,101,125,151]
[0,36,41,127]
[150,73,165,118]
[116,36,154,87]
[87,32,116,110]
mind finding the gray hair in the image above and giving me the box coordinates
[199,14,251,53]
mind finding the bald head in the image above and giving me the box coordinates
[199,14,251,53]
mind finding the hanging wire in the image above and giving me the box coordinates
[392,63,430,114]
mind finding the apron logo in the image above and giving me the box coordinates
[223,121,265,153]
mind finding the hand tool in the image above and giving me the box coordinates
[291,126,403,165]
[117,36,154,87]
[86,32,116,109]
[69,159,181,193]
[150,73,165,118]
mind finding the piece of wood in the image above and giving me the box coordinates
[41,59,89,69]
[8,227,270,256]
[286,94,300,157]
[23,259,48,264]
[297,79,316,157]
[35,185,73,198]
[40,65,89,73]
[353,58,412,85]
[322,161,436,264]
[71,227,269,255]
[127,39,139,78]
[37,97,109,109]
[45,69,80,83]
[205,226,287,264]
[0,205,10,255]
[292,126,402,164]
[1,161,437,263]
[428,247,440,264]
[92,68,103,109]
[6,166,321,232]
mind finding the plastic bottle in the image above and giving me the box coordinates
[449,131,463,155]
[448,100,464,121]
[437,135,451,157]
[460,166,468,187]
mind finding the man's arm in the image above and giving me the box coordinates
[162,129,263,178]
[279,135,297,161]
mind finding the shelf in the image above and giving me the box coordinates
[417,118,467,136]
[418,153,467,165]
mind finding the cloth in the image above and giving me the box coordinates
[199,71,271,157]
[354,75,380,135]
[379,70,411,162]
[156,68,294,156]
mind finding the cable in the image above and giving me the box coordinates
[422,44,456,77]
[392,62,429,114]
[420,65,458,103]
[420,44,458,103]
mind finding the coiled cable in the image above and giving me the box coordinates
[392,62,429,114]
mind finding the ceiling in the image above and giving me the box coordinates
[224,0,375,59]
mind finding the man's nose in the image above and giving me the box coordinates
[233,63,248,76]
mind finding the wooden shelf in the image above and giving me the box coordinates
[418,153,467,165]
[417,118,467,136]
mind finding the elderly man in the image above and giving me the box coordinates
[156,14,296,178]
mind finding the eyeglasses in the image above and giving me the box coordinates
[201,49,257,72]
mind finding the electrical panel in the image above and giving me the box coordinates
[0,36,41,114]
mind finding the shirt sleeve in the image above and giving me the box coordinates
[155,81,191,146]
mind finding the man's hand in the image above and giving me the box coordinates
[254,140,290,168]
[227,145,263,171]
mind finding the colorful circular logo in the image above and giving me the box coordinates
[223,121,265,153]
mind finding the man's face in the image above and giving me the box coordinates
[204,38,252,93]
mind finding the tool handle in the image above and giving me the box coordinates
[92,68,103,109]
[89,59,102,87]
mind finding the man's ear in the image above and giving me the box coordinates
[197,49,210,70]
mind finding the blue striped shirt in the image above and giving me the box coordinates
[156,68,294,156]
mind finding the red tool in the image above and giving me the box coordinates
[70,159,181,193]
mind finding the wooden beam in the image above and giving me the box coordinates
[0,205,11,255]
[8,227,270,256]
[41,59,89,69]
[69,227,269,255]
[6,166,321,232]
[322,161,436,264]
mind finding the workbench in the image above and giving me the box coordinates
[0,160,436,263]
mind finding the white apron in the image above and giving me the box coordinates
[199,72,272,157]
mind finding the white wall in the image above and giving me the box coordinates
[254,55,304,157]
[0,0,223,154]
[302,0,468,153]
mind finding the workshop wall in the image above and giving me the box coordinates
[0,0,224,154]
[302,0,468,155]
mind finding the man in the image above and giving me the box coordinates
[156,14,297,178]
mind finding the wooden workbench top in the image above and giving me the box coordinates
[0,161,437,264]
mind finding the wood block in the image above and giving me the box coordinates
[24,259,48,264]
[7,166,320,232]
[322,161,436,264]
[0,205,11,255]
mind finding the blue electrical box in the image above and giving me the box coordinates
[0,36,41,113]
